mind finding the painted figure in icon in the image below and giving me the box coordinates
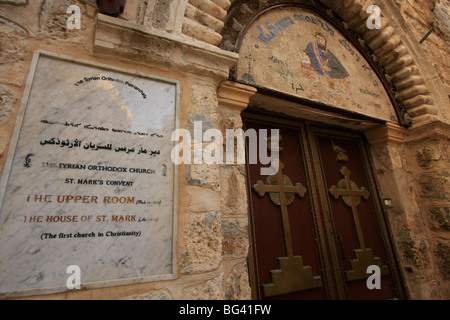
[301,29,349,89]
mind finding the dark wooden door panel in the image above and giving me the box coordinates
[312,131,396,300]
[245,121,325,300]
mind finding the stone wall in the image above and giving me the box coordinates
[405,123,450,299]
[366,121,450,300]
[394,0,449,101]
[369,0,450,300]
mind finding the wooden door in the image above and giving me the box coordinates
[244,115,405,300]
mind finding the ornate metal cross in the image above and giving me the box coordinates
[252,136,321,297]
[253,162,307,258]
[329,166,388,281]
[329,166,370,250]
[253,163,322,296]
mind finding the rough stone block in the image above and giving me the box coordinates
[186,164,221,191]
[181,273,225,299]
[417,171,450,201]
[435,242,450,279]
[181,211,222,274]
[0,86,16,127]
[220,166,248,216]
[126,289,172,300]
[225,262,251,300]
[222,218,248,258]
[187,186,221,213]
[415,145,441,169]
[428,207,450,231]
[38,0,89,40]
[0,17,28,86]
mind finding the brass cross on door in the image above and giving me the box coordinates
[253,162,307,258]
[329,166,371,251]
[253,150,321,297]
[329,166,389,281]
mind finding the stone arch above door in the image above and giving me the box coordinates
[185,0,438,125]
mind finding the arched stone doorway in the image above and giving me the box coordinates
[219,3,407,300]
[213,1,448,299]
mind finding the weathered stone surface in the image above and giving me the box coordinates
[185,3,224,33]
[151,0,176,30]
[398,229,433,274]
[186,164,221,191]
[181,273,225,299]
[220,166,248,216]
[0,135,8,156]
[95,13,238,80]
[187,186,221,213]
[225,263,251,300]
[39,0,87,40]
[434,0,450,43]
[371,144,405,173]
[435,242,450,279]
[0,17,28,86]
[417,171,450,201]
[444,143,450,162]
[181,211,222,274]
[125,289,172,300]
[0,17,27,64]
[415,145,440,169]
[428,207,450,231]
[222,218,248,258]
[187,84,219,133]
[0,86,16,127]
[395,0,450,120]
[188,0,227,20]
[186,109,217,137]
[220,108,244,131]
[182,16,223,45]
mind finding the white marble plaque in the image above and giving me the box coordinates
[0,51,179,297]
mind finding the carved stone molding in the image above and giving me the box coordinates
[0,0,27,4]
[94,13,238,81]
[318,0,439,125]
[364,122,406,146]
[405,120,450,144]
[217,80,257,112]
[365,120,449,148]
[182,0,231,45]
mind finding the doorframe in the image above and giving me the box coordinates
[241,109,407,300]
[306,122,407,300]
